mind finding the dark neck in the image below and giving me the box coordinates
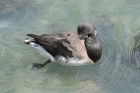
[85,35,102,62]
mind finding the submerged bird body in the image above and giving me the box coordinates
[24,23,102,69]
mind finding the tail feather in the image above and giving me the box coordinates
[27,34,53,46]
[27,34,41,40]
[27,34,51,46]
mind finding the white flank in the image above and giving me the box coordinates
[66,58,89,66]
[55,56,91,66]
[29,42,55,62]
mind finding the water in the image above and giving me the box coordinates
[0,0,140,93]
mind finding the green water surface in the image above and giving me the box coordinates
[0,0,140,93]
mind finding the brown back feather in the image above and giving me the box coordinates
[28,32,91,61]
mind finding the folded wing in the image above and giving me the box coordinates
[27,32,90,60]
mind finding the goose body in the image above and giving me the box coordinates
[24,23,102,69]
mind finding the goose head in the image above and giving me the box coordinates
[78,23,97,40]
[78,23,102,62]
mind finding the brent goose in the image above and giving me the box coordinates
[24,23,102,69]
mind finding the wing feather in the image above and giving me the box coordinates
[27,32,89,60]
